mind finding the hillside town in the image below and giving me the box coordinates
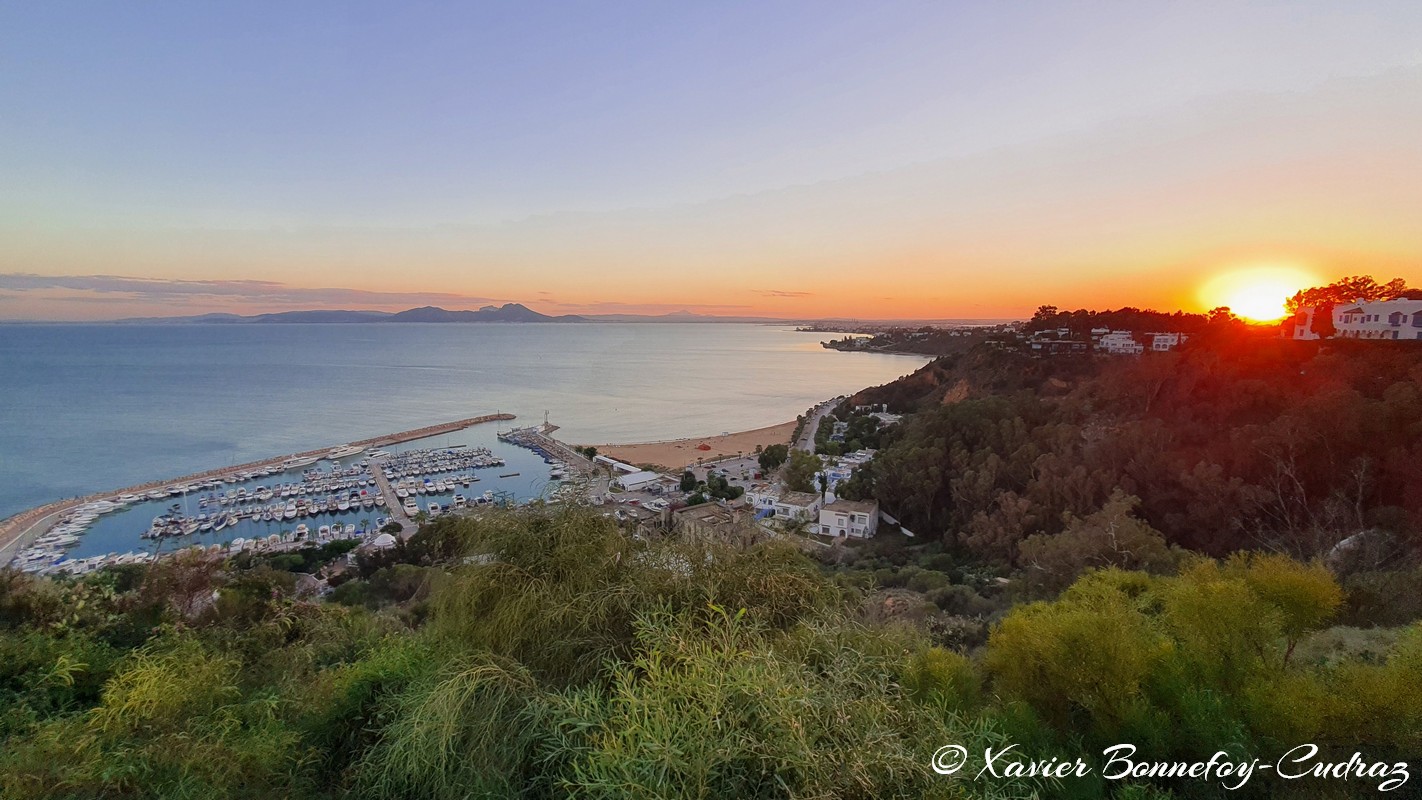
[822,295,1422,362]
[558,398,892,549]
[582,291,1422,553]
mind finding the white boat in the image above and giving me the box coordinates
[327,444,367,460]
[427,502,442,518]
[295,524,309,537]
[343,523,356,536]
[337,496,351,512]
[317,525,331,537]
[453,494,467,509]
[279,455,320,472]
[402,499,419,516]
[283,502,297,520]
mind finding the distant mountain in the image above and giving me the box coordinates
[101,306,1014,326]
[112,303,585,324]
[384,303,585,323]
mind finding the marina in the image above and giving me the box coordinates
[0,413,589,576]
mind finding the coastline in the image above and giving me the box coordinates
[4,412,822,565]
[586,420,797,471]
[0,412,515,564]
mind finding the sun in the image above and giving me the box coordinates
[1198,266,1320,322]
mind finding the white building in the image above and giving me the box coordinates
[615,470,668,491]
[1098,331,1144,355]
[1098,330,1187,354]
[821,449,875,494]
[818,499,879,539]
[1150,332,1188,352]
[1291,300,1422,341]
[594,455,640,474]
[746,487,823,522]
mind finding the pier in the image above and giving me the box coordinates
[366,460,412,534]
[0,412,515,562]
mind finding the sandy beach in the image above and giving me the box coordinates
[586,421,796,470]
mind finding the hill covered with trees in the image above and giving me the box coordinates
[842,333,1422,592]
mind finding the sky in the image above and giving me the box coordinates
[2,2,1421,321]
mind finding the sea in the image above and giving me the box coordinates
[0,323,923,556]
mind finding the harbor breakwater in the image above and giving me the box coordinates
[0,412,515,561]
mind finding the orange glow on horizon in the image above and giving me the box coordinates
[1197,265,1321,322]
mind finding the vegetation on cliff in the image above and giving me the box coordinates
[0,505,1415,798]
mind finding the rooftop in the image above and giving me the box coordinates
[779,491,821,507]
[823,498,878,514]
[674,503,736,523]
[617,470,666,485]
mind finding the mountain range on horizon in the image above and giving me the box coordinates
[14,301,1017,326]
[111,303,585,325]
[101,303,804,325]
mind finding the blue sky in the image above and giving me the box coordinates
[3,2,1421,318]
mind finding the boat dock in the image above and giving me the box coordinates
[367,460,412,534]
[0,412,515,562]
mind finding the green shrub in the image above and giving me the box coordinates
[901,646,981,711]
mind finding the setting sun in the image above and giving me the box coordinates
[1199,266,1320,322]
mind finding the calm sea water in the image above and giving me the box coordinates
[0,323,922,523]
